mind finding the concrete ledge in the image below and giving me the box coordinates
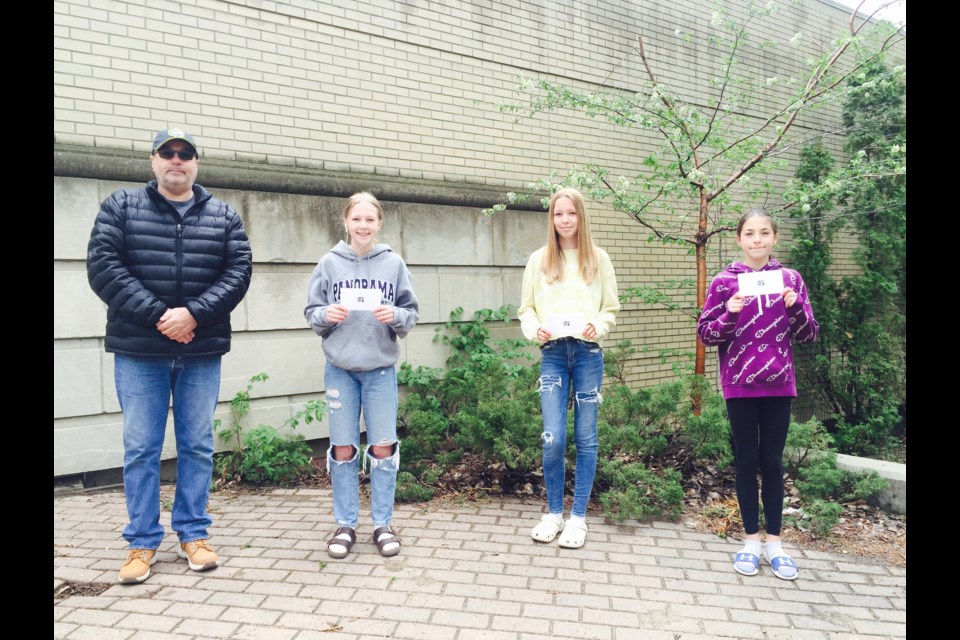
[54,144,541,210]
[835,453,906,515]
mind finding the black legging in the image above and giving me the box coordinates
[726,396,792,536]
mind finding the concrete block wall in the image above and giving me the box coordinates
[836,453,906,515]
[53,0,905,476]
[54,172,542,476]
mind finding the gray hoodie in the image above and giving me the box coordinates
[305,241,419,371]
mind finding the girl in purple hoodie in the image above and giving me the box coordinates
[697,210,818,580]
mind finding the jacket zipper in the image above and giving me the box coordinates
[176,222,184,305]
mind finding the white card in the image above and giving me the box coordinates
[339,287,381,311]
[546,312,586,338]
[737,270,784,297]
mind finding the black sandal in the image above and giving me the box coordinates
[373,526,401,557]
[327,527,356,559]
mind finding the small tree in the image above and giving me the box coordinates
[487,1,905,387]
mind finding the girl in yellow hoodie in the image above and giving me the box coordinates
[519,188,620,549]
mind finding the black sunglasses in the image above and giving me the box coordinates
[156,148,197,161]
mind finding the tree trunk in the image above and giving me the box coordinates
[693,194,710,414]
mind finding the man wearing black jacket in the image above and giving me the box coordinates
[87,128,253,584]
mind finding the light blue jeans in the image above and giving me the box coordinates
[114,354,221,549]
[538,338,604,518]
[324,362,400,529]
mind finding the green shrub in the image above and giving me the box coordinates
[832,416,899,459]
[784,416,834,472]
[788,416,890,507]
[682,376,733,466]
[784,417,889,537]
[803,499,845,537]
[215,373,324,486]
[795,457,844,500]
[396,361,443,390]
[393,313,785,528]
[600,380,683,440]
[395,306,541,500]
[395,471,435,501]
[453,394,542,471]
[602,339,636,384]
[598,461,684,522]
[397,396,449,477]
[221,426,312,485]
[847,471,889,502]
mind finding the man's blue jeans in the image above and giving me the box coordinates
[538,338,604,518]
[324,362,400,529]
[114,354,221,549]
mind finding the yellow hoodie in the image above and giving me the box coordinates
[518,247,620,346]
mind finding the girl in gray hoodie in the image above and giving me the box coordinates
[305,192,419,559]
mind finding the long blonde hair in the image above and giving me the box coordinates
[542,187,599,284]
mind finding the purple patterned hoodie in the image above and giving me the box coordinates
[697,259,818,400]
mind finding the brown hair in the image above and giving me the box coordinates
[542,187,599,284]
[736,209,778,237]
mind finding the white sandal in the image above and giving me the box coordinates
[531,514,565,543]
[558,519,588,548]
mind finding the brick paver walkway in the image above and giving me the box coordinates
[54,487,906,639]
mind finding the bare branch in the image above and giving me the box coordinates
[596,44,640,92]
[771,201,799,216]
[851,1,905,37]
[703,225,737,241]
[706,17,904,202]
[654,127,693,180]
[697,16,752,152]
[598,175,696,246]
[703,12,877,167]
[636,34,703,182]
[800,35,904,105]
[880,28,906,51]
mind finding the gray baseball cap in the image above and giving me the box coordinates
[152,128,199,154]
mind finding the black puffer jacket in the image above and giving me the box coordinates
[87,180,253,358]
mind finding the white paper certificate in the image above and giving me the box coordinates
[339,287,381,311]
[737,270,784,297]
[737,270,784,313]
[546,312,586,338]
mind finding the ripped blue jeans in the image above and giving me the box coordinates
[324,362,399,529]
[538,338,604,518]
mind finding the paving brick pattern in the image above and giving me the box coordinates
[54,489,906,639]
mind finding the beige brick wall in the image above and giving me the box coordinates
[54,0,905,476]
[54,0,905,179]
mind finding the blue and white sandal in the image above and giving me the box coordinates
[766,552,799,580]
[733,551,760,576]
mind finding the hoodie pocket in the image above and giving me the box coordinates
[322,324,397,369]
[722,341,792,388]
